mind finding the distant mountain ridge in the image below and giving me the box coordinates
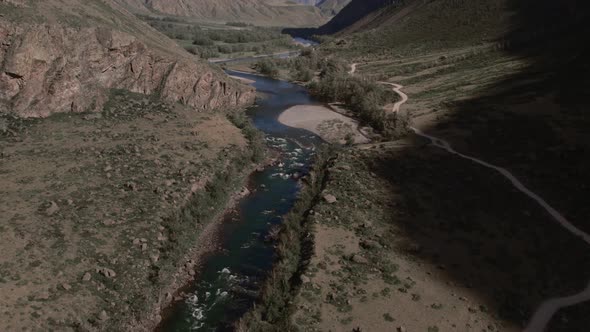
[290,0,352,15]
[116,0,329,27]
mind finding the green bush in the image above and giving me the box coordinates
[192,35,214,46]
[184,46,198,55]
[254,59,280,79]
[227,111,266,163]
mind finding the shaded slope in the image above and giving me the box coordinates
[295,0,510,53]
[283,0,394,38]
[317,0,353,16]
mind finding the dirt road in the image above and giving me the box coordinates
[349,62,590,332]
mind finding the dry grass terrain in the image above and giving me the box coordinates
[0,90,254,331]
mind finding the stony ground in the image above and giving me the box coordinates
[293,139,590,332]
[0,91,251,331]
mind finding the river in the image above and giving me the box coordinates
[156,71,325,331]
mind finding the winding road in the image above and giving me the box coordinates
[378,82,409,114]
[349,63,590,331]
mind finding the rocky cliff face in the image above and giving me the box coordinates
[0,20,255,118]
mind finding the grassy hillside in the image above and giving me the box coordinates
[315,0,588,60]
[320,0,509,56]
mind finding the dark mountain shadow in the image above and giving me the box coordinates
[432,0,590,234]
[490,0,590,104]
[365,137,590,331]
[365,0,590,330]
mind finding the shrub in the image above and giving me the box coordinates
[227,111,266,163]
[184,46,198,55]
[254,59,280,79]
[192,35,214,46]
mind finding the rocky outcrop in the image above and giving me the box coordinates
[0,20,255,118]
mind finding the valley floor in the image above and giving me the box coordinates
[291,45,590,331]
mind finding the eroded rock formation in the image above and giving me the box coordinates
[0,20,254,117]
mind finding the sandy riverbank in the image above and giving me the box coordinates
[229,75,256,85]
[278,105,370,144]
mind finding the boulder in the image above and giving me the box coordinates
[351,254,368,264]
[323,194,337,204]
[45,201,59,216]
[300,275,311,283]
[360,239,383,249]
[97,267,116,278]
[99,310,109,321]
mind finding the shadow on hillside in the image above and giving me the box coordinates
[365,136,590,330]
[429,0,590,234]
[366,1,590,330]
[473,0,590,106]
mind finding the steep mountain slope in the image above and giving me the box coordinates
[304,0,589,56]
[316,0,392,34]
[117,0,328,27]
[0,0,254,118]
[283,0,392,38]
[287,0,506,46]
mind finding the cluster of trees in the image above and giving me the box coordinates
[310,73,410,138]
[254,48,410,138]
[310,74,386,127]
[213,39,292,54]
[184,46,220,59]
[205,28,287,44]
[252,49,411,139]
[253,48,339,82]
[253,59,280,79]
[187,38,293,59]
[253,48,410,138]
[148,18,290,46]
[146,16,296,59]
[225,22,251,27]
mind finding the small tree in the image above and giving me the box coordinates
[254,59,280,79]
